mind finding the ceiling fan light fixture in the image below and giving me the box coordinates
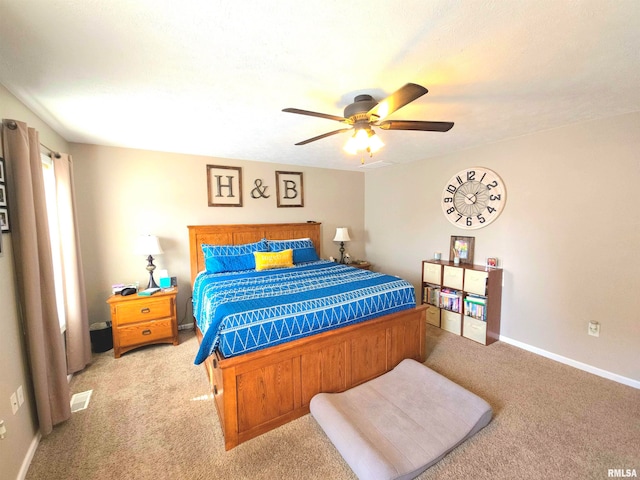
[367,131,384,153]
[343,127,384,155]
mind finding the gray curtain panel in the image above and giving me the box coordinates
[54,154,92,374]
[2,119,74,434]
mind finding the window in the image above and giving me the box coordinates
[41,152,66,333]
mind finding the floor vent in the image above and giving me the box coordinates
[70,390,93,412]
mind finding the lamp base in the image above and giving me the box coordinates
[146,274,159,289]
[339,242,346,264]
[145,255,159,289]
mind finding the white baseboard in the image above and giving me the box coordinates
[499,335,640,389]
[18,432,41,480]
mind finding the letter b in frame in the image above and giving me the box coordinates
[276,171,304,208]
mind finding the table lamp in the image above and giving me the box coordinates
[333,227,351,264]
[134,235,163,289]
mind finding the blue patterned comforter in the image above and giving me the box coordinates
[192,260,416,364]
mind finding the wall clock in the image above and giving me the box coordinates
[441,167,506,229]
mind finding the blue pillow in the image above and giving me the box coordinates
[202,239,268,273]
[202,238,268,257]
[268,238,319,264]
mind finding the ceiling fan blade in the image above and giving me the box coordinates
[367,83,429,121]
[283,108,347,123]
[378,120,454,132]
[294,128,352,145]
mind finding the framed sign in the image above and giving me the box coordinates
[207,165,243,207]
[0,208,9,233]
[450,235,475,265]
[276,171,304,208]
[0,157,8,233]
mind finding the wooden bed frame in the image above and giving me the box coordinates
[188,223,427,450]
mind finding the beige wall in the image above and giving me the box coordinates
[0,84,70,480]
[69,144,365,329]
[365,111,640,383]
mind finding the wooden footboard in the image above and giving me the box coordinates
[196,304,427,450]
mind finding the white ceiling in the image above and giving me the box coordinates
[1,0,639,171]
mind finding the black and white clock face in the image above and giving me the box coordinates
[441,167,506,229]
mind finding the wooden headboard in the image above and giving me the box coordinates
[187,222,322,285]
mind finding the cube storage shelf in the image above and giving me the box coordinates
[421,260,503,345]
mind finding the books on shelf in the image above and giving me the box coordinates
[464,294,487,321]
[422,284,441,306]
[439,288,462,313]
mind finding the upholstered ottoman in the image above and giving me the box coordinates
[309,359,492,480]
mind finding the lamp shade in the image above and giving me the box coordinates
[333,227,351,242]
[134,235,163,256]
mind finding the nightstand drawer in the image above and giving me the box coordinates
[118,318,174,347]
[115,297,173,325]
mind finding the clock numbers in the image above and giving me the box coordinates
[441,167,506,230]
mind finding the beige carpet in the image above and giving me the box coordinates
[26,326,639,480]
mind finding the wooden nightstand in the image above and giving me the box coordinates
[106,288,179,358]
[349,261,371,270]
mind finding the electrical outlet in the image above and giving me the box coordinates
[17,386,24,406]
[10,393,18,414]
[588,321,600,337]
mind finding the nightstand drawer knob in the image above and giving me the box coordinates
[141,308,151,314]
[213,359,218,369]
[213,385,218,395]
[142,329,152,335]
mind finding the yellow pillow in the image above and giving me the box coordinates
[254,249,294,271]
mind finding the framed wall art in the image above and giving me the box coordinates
[207,165,243,207]
[276,171,304,208]
[0,157,8,233]
[0,208,9,233]
[450,235,475,265]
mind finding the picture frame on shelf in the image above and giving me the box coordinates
[0,184,6,207]
[206,165,243,207]
[486,257,498,268]
[0,207,9,233]
[450,235,475,265]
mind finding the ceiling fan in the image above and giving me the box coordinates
[283,83,454,158]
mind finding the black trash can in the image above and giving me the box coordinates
[89,322,113,353]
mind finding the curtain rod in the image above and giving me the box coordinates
[41,143,62,159]
[3,118,61,158]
